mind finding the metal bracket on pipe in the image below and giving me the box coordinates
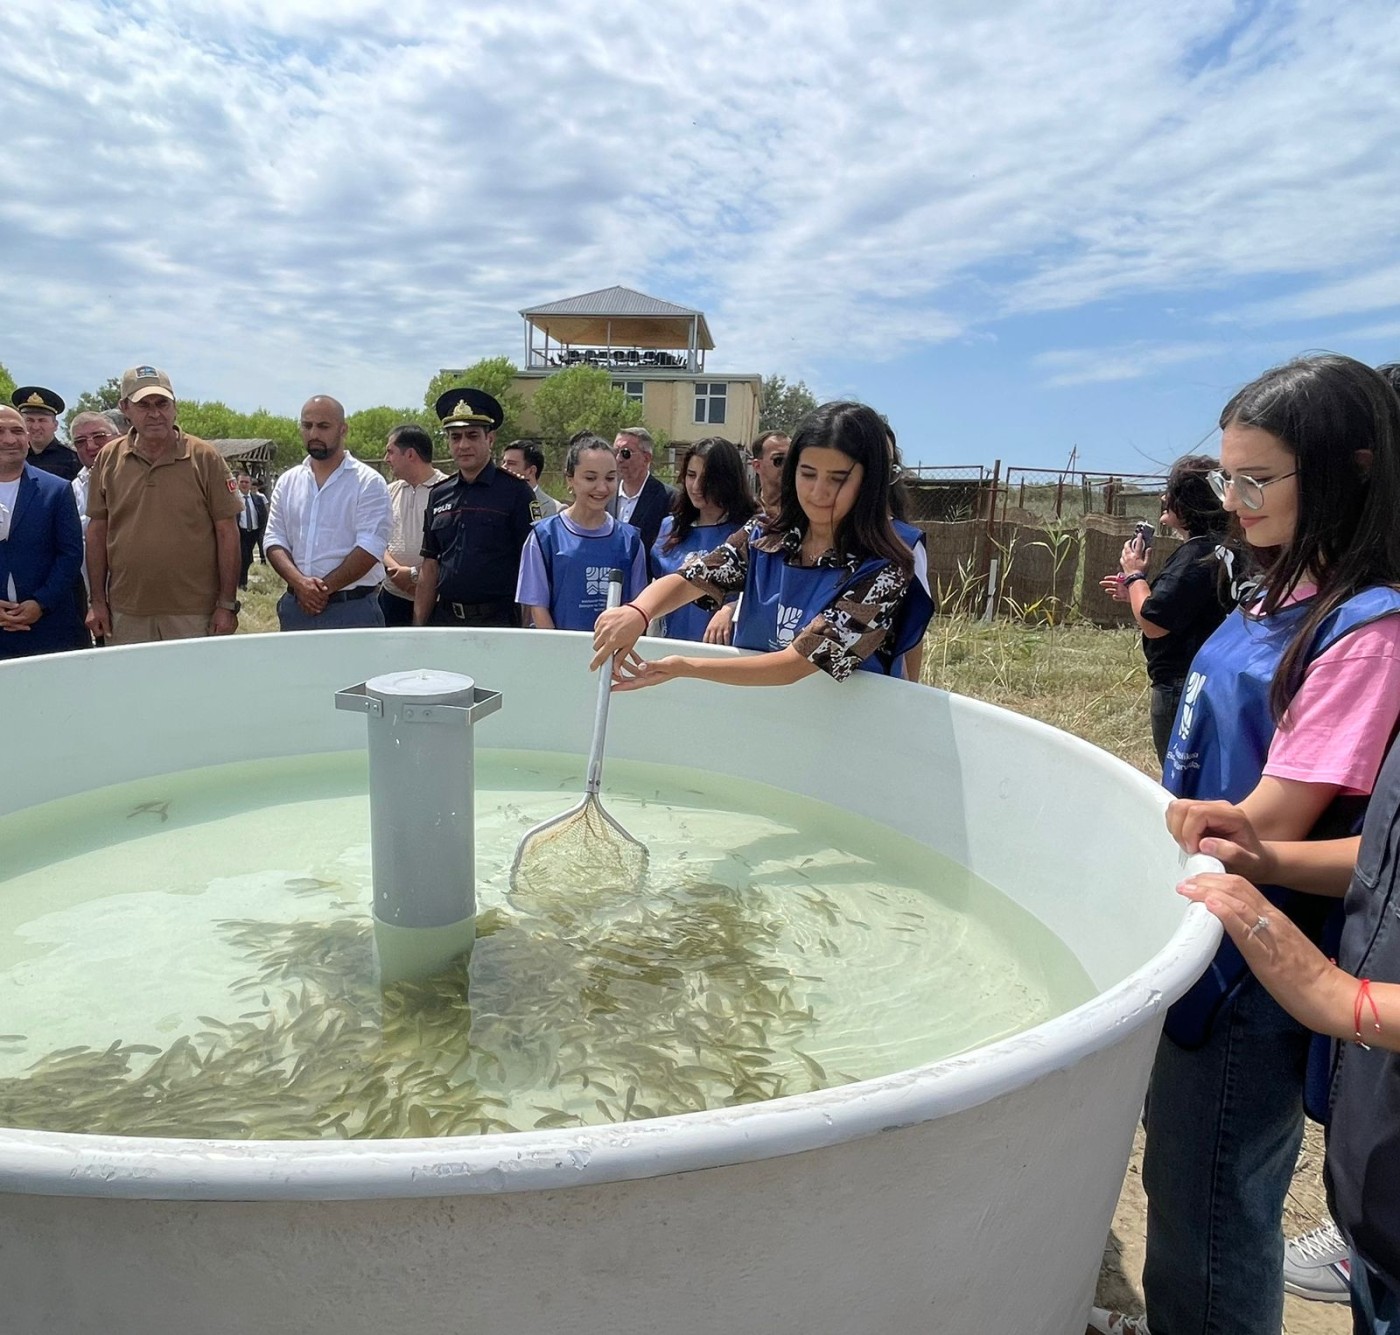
[334,684,502,726]
[334,685,383,718]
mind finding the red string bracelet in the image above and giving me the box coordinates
[1353,978,1381,1048]
[621,602,649,632]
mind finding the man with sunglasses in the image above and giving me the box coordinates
[609,427,674,565]
[749,430,789,517]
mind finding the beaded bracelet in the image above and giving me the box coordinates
[1354,977,1381,1048]
[1121,572,1148,587]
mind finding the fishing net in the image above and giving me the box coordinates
[509,793,649,908]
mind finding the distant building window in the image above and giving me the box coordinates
[694,382,727,425]
[615,380,645,406]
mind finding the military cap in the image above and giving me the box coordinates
[435,387,503,431]
[120,364,175,403]
[12,386,64,416]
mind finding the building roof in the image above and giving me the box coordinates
[209,438,277,462]
[521,285,714,351]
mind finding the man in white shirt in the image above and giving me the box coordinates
[379,423,446,627]
[265,395,392,631]
[501,439,562,518]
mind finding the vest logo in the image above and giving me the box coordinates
[585,567,610,596]
[775,603,804,646]
[1179,670,1207,741]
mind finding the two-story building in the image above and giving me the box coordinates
[510,285,762,450]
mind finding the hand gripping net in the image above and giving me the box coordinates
[509,570,649,903]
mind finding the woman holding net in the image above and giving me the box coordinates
[590,401,931,689]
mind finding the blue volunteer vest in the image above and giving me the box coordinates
[1326,734,1400,1292]
[650,516,745,642]
[891,519,935,659]
[1163,586,1400,1062]
[734,545,900,676]
[533,514,644,632]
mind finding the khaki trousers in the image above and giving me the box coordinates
[109,610,211,645]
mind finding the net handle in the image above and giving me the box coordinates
[585,570,626,795]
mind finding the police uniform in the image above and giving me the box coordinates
[12,386,79,482]
[422,388,538,627]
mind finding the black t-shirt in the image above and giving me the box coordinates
[1139,534,1230,685]
[420,462,536,604]
[27,441,80,482]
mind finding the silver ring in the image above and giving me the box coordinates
[1246,914,1271,939]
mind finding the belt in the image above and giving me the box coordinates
[445,600,511,619]
[327,586,376,604]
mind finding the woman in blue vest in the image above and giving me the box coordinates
[590,400,930,688]
[1135,354,1400,1335]
[650,436,755,642]
[515,436,647,632]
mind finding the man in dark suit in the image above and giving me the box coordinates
[234,472,268,588]
[0,405,86,657]
[610,427,674,568]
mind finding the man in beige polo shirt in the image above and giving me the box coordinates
[85,365,244,645]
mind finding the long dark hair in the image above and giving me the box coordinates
[1163,453,1228,538]
[767,401,912,572]
[663,437,755,551]
[1219,354,1400,721]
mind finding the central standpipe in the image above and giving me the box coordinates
[335,669,502,985]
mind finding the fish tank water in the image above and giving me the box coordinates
[0,749,1093,1140]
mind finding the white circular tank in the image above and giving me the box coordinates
[0,630,1219,1334]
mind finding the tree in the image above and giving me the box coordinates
[175,400,302,469]
[0,362,15,405]
[528,366,645,456]
[759,374,819,434]
[424,356,526,444]
[64,377,122,429]
[346,406,434,461]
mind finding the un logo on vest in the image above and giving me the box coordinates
[1178,670,1207,741]
[775,604,804,646]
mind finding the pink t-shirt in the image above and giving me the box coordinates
[1264,592,1400,797]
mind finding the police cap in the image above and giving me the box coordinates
[435,388,503,432]
[12,385,64,417]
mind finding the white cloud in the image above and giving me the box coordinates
[0,0,1398,415]
[1032,340,1228,387]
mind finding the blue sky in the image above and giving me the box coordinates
[3,0,1398,473]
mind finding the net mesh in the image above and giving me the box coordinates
[510,794,649,908]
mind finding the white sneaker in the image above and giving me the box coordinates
[1086,1307,1150,1334]
[1283,1220,1351,1303]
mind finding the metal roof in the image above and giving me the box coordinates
[521,286,714,351]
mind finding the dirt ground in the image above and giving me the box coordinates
[1094,1121,1350,1334]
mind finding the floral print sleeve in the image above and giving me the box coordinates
[791,562,911,682]
[679,527,750,610]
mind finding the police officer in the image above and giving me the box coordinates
[414,388,538,628]
[12,386,80,481]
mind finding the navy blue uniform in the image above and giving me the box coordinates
[421,462,536,626]
[27,441,80,482]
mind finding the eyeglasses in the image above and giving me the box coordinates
[1207,468,1297,512]
[72,432,114,447]
[616,447,633,460]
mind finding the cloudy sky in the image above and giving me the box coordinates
[3,0,1398,471]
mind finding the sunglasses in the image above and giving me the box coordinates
[616,447,634,460]
[1207,468,1297,512]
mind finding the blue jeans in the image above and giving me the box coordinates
[1142,973,1309,1335]
[276,590,385,632]
[1351,1252,1400,1335]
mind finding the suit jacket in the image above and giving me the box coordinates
[0,463,86,656]
[610,473,675,569]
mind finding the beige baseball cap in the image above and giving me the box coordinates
[120,365,175,403]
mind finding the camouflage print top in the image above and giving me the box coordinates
[679,525,912,682]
